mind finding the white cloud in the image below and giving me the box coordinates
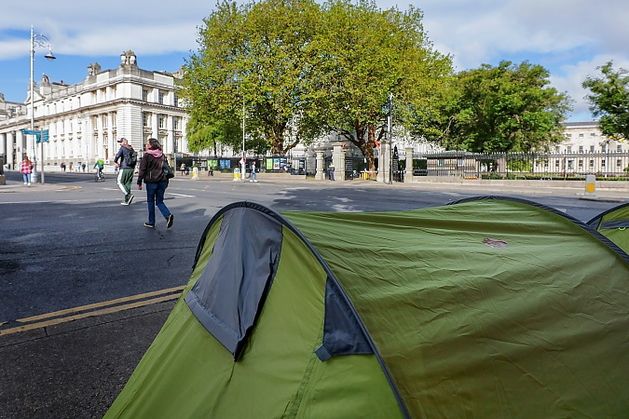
[2,0,629,121]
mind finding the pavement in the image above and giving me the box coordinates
[0,171,627,418]
[2,170,627,202]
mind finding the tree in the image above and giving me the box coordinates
[434,61,571,153]
[583,61,629,142]
[180,0,322,155]
[303,0,452,171]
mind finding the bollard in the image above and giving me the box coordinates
[191,167,199,181]
[233,168,241,181]
[585,174,596,196]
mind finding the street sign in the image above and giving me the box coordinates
[35,129,49,143]
[21,128,49,143]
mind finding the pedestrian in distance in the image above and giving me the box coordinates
[137,137,174,229]
[249,160,258,182]
[82,163,86,172]
[328,163,335,181]
[114,138,137,205]
[94,158,105,181]
[20,155,33,186]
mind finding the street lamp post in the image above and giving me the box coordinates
[29,25,56,184]
[241,100,246,182]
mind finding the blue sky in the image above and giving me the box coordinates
[1,0,628,121]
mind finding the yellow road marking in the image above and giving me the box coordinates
[0,293,182,337]
[18,285,185,323]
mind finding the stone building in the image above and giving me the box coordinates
[0,50,191,171]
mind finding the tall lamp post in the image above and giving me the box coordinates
[29,25,56,184]
[241,100,246,182]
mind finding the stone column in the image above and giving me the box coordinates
[151,114,159,139]
[15,130,25,160]
[315,150,325,180]
[405,147,413,183]
[0,132,6,159]
[378,142,391,183]
[332,144,345,181]
[7,131,15,168]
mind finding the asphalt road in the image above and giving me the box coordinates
[0,171,623,418]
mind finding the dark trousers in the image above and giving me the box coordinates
[145,181,171,225]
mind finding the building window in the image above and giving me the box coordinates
[111,112,117,128]
[602,160,606,168]
[174,93,179,107]
[159,115,166,129]
[617,159,623,168]
[158,90,165,104]
[590,145,595,153]
[92,116,98,130]
[143,112,151,127]
[102,115,108,128]
[578,146,584,153]
[555,160,560,168]
[590,132,596,136]
[142,89,149,102]
[617,145,622,152]
[589,159,594,168]
[578,159,583,168]
[174,117,181,130]
[579,133,584,138]
[555,146,560,153]
[566,146,572,153]
[567,160,574,169]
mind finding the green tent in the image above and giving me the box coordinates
[106,197,629,418]
[588,202,629,253]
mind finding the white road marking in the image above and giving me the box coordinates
[167,192,196,198]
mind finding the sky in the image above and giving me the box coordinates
[1,0,628,122]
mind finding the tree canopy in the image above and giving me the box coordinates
[180,0,451,165]
[583,61,629,142]
[425,61,571,153]
[180,0,321,155]
[303,0,452,170]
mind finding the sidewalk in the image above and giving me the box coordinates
[180,172,629,202]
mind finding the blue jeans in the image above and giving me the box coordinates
[22,173,32,184]
[145,181,171,225]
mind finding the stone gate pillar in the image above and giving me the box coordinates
[405,147,413,183]
[315,150,325,180]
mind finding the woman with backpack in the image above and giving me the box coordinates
[137,138,174,229]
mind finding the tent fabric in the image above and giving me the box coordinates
[315,278,374,361]
[108,197,629,419]
[283,197,629,418]
[106,205,402,419]
[184,207,283,359]
[587,203,629,253]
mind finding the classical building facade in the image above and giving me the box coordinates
[0,51,190,171]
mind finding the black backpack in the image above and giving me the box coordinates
[162,156,175,179]
[126,148,138,168]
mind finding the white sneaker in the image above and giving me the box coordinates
[24,182,27,185]
[27,182,31,186]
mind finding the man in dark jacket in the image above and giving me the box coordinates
[114,138,137,205]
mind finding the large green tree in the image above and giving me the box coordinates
[303,0,452,170]
[433,61,571,153]
[180,0,321,155]
[583,61,629,142]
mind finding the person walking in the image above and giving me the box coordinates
[20,155,33,186]
[249,160,258,182]
[114,138,137,205]
[137,138,174,229]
